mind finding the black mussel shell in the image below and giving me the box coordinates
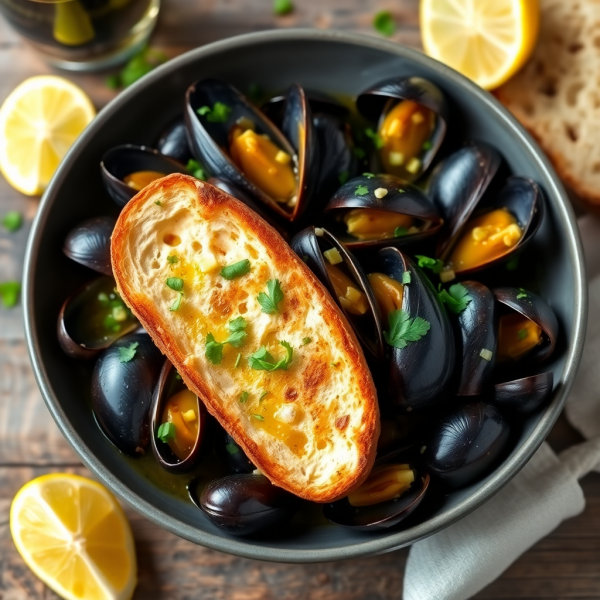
[193,473,299,536]
[429,142,502,258]
[325,174,442,250]
[155,118,193,164]
[220,430,255,474]
[423,401,510,488]
[101,145,190,208]
[492,372,554,414]
[58,276,138,360]
[63,216,116,276]
[378,248,455,411]
[446,177,544,276]
[452,281,497,396]
[493,287,558,363]
[261,90,349,124]
[356,77,447,178]
[92,333,163,456]
[290,226,384,360]
[323,468,429,530]
[150,361,207,473]
[185,79,313,221]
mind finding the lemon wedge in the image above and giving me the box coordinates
[10,474,137,600]
[0,76,95,196]
[420,0,540,90]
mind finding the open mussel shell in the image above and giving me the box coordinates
[290,226,384,360]
[155,117,193,164]
[261,89,350,123]
[423,401,510,488]
[493,287,558,364]
[185,79,315,221]
[378,248,455,411]
[57,276,139,360]
[63,216,116,276]
[325,174,442,250]
[150,361,207,473]
[493,372,554,414]
[190,473,300,536]
[453,281,497,396]
[356,76,447,180]
[92,333,163,457]
[444,177,544,276]
[429,141,502,258]
[100,144,189,208]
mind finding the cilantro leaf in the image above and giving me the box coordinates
[249,341,294,371]
[355,184,369,196]
[205,332,224,364]
[240,391,249,403]
[252,414,265,421]
[170,293,183,312]
[157,422,176,443]
[302,337,312,345]
[154,201,162,207]
[197,102,232,123]
[415,255,444,274]
[516,289,528,299]
[373,10,395,37]
[205,318,248,363]
[273,0,293,15]
[0,281,20,308]
[227,329,247,348]
[220,259,251,280]
[439,283,473,315]
[257,279,284,314]
[186,159,206,180]
[166,277,184,292]
[167,255,178,265]
[402,271,411,285]
[2,211,22,232]
[229,316,247,331]
[383,309,430,349]
[365,127,384,149]
[118,341,139,363]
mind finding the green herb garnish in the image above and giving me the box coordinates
[249,341,293,371]
[186,159,206,180]
[154,201,162,207]
[397,188,405,194]
[516,289,528,299]
[167,255,178,265]
[438,283,473,314]
[355,185,369,196]
[338,171,350,185]
[252,414,265,421]
[107,46,167,89]
[240,391,249,403]
[2,211,22,232]
[273,0,293,15]
[517,329,528,340]
[383,309,430,349]
[197,102,232,123]
[166,277,184,292]
[395,227,408,238]
[118,341,139,363]
[402,271,411,285]
[257,279,284,314]
[373,10,395,36]
[205,318,248,364]
[416,255,444,274]
[170,293,183,312]
[225,442,239,454]
[365,127,384,149]
[157,422,176,443]
[220,259,251,280]
[0,281,20,308]
[259,391,269,402]
[235,352,242,368]
[302,337,312,345]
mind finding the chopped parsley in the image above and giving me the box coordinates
[197,102,232,123]
[170,293,183,312]
[302,337,312,345]
[438,283,473,314]
[397,188,405,194]
[167,255,178,265]
[225,442,239,454]
[235,352,242,368]
[0,281,21,308]
[365,127,384,149]
[157,422,176,443]
[383,309,430,349]
[416,255,444,274]
[273,0,293,15]
[249,341,293,371]
[154,201,162,207]
[517,329,528,340]
[338,170,350,185]
[259,391,269,402]
[252,414,265,421]
[402,271,411,285]
[355,184,369,196]
[373,10,395,37]
[516,289,528,299]
[240,391,249,403]
[395,227,408,237]
[186,159,206,181]
[257,279,284,314]
[2,211,22,232]
[117,341,139,363]
[220,259,251,280]
[205,318,248,364]
[166,277,184,292]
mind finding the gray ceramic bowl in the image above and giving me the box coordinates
[24,29,586,562]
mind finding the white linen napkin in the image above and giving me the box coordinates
[403,214,600,600]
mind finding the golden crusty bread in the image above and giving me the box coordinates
[111,174,379,502]
[496,0,600,204]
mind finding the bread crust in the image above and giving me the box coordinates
[111,174,379,502]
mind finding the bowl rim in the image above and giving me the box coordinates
[23,28,587,563]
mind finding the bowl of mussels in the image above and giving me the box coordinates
[24,30,586,561]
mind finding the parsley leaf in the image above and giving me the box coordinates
[167,255,178,265]
[225,442,240,454]
[249,341,293,371]
[395,227,408,237]
[0,281,20,308]
[170,293,183,312]
[302,337,312,345]
[402,271,411,285]
[373,10,395,36]
[220,259,251,280]
[186,159,206,180]
[257,279,284,314]
[235,352,241,367]
[516,289,528,299]
[166,277,184,292]
[205,332,224,364]
[118,341,139,363]
[157,422,176,443]
[273,0,293,15]
[2,211,22,232]
[383,309,430,349]
[439,283,473,314]
[205,318,248,364]
[240,391,249,403]
[415,255,444,274]
[154,201,162,207]
[259,390,269,402]
[197,102,232,123]
[365,127,384,149]
[355,184,369,196]
[252,414,265,421]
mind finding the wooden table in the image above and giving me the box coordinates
[1,1,600,598]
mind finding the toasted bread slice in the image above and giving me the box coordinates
[111,174,379,502]
[496,0,600,205]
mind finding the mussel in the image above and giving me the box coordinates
[261,89,350,123]
[290,226,384,360]
[192,473,299,535]
[492,371,554,414]
[185,79,318,221]
[325,173,442,249]
[155,117,193,164]
[150,361,207,473]
[58,276,138,360]
[375,247,455,411]
[423,401,510,488]
[92,333,163,456]
[356,77,447,181]
[323,462,429,530]
[101,144,190,208]
[63,216,116,276]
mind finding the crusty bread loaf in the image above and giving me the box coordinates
[496,0,600,204]
[111,174,379,502]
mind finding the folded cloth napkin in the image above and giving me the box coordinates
[403,214,600,600]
